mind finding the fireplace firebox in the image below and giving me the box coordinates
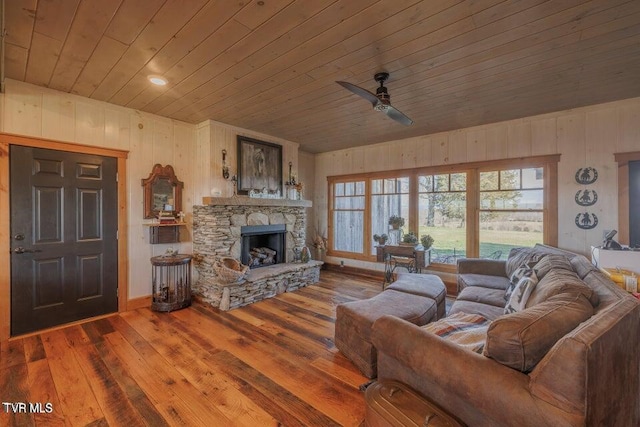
[241,224,286,268]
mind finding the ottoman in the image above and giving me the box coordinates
[335,290,437,378]
[386,273,447,320]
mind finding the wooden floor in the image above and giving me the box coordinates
[0,271,382,427]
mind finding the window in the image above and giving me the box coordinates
[327,155,558,267]
[479,168,544,260]
[371,177,409,252]
[418,173,467,264]
[331,180,365,254]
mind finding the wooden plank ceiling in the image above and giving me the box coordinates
[4,0,640,153]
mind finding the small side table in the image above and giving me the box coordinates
[151,254,192,312]
[376,245,429,288]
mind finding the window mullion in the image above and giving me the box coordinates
[409,174,419,236]
[364,179,372,257]
[467,168,479,259]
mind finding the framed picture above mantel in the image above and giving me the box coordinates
[237,136,283,196]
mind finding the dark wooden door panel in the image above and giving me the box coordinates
[10,146,118,336]
[78,189,102,240]
[33,257,64,308]
[34,186,63,243]
[77,254,104,300]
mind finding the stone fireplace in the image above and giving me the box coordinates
[192,197,322,310]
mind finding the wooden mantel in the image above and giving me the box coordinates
[202,196,312,208]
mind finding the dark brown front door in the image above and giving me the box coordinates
[10,146,118,336]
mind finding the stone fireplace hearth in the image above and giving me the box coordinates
[192,197,322,310]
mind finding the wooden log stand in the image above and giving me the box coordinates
[151,254,192,312]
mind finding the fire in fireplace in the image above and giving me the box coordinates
[240,224,286,268]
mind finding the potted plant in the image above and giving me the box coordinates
[373,233,389,246]
[420,234,434,250]
[388,215,405,230]
[401,231,419,246]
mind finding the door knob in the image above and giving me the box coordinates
[14,234,25,241]
[13,247,42,254]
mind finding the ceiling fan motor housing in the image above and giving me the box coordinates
[374,72,391,106]
[375,86,391,111]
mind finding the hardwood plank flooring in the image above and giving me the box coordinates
[0,271,379,426]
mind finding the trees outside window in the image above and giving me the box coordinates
[418,173,466,264]
[371,177,409,252]
[331,180,365,254]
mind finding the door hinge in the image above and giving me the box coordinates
[116,230,119,239]
[116,287,119,297]
[116,172,119,182]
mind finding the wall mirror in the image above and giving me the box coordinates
[142,164,184,219]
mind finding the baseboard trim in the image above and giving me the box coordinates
[324,263,385,281]
[126,296,152,311]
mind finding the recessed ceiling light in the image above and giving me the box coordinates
[148,75,167,86]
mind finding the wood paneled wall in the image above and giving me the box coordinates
[0,79,299,305]
[313,97,640,271]
[299,151,317,246]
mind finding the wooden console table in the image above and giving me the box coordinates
[376,245,430,287]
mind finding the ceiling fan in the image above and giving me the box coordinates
[336,72,413,126]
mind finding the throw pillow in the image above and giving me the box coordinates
[504,270,539,314]
[421,312,491,354]
[505,266,535,301]
[484,293,594,372]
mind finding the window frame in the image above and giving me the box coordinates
[328,178,370,261]
[327,155,559,270]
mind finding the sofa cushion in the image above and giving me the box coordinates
[505,247,547,278]
[457,286,507,308]
[532,254,574,279]
[458,273,510,291]
[526,268,600,309]
[504,270,539,314]
[484,293,594,372]
[571,254,598,280]
[421,312,491,353]
[387,273,447,319]
[449,300,505,321]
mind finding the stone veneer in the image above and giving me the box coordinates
[195,261,322,310]
[191,198,322,310]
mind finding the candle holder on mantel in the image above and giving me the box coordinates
[230,175,238,197]
[285,185,298,200]
[285,161,300,200]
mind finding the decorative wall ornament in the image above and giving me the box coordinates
[575,212,598,230]
[575,167,598,185]
[575,189,598,206]
[221,149,230,179]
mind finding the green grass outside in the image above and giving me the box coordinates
[417,226,542,261]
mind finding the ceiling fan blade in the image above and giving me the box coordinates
[336,81,379,106]
[383,104,414,126]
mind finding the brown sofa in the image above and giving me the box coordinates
[371,244,640,426]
